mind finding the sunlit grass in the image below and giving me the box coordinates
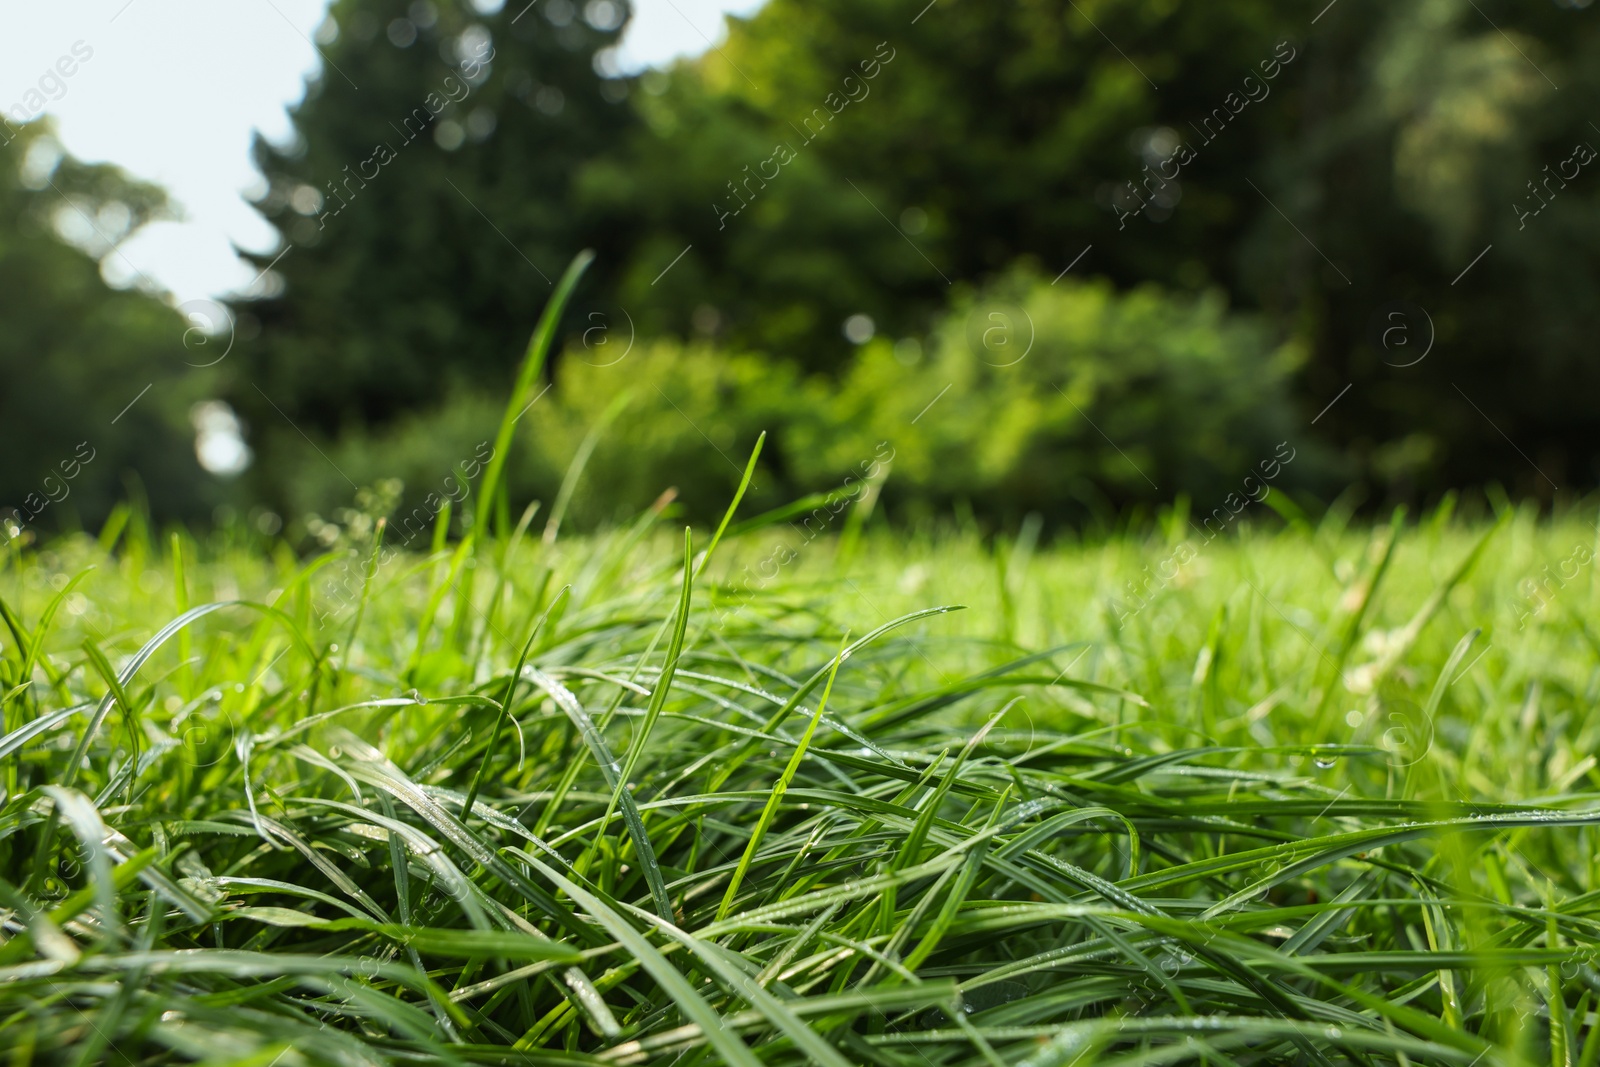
[4,493,1600,1066]
[5,258,1600,1065]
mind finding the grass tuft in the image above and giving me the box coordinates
[3,498,1600,1065]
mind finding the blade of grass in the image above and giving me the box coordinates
[461,586,570,820]
[590,529,693,916]
[694,430,765,580]
[474,250,595,537]
[543,390,635,547]
[718,633,848,922]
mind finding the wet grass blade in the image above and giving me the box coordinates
[475,250,595,536]
[592,529,693,916]
[717,634,847,921]
[461,586,569,820]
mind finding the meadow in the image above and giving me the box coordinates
[6,262,1600,1067]
[4,481,1600,1066]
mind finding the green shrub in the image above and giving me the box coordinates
[267,272,1317,533]
[530,341,804,528]
[792,269,1315,525]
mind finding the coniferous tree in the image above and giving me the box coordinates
[231,0,636,458]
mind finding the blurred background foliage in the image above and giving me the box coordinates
[0,122,213,536]
[4,0,1598,540]
[286,274,1308,531]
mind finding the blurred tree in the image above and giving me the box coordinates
[1258,0,1600,502]
[587,0,1291,368]
[594,0,1600,501]
[230,0,636,505]
[0,121,212,540]
[234,0,1600,518]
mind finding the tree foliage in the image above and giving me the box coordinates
[231,0,634,448]
[0,121,209,539]
[595,0,1600,499]
[190,0,1600,516]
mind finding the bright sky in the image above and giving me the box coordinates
[0,0,764,305]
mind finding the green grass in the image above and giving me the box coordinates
[4,492,1600,1066]
[6,266,1600,1066]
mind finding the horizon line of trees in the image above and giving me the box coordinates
[5,0,1600,539]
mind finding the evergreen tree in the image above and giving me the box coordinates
[231,0,635,470]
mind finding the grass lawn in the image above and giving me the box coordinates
[6,269,1599,1066]
[4,493,1600,1066]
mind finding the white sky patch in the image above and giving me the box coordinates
[0,0,765,304]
